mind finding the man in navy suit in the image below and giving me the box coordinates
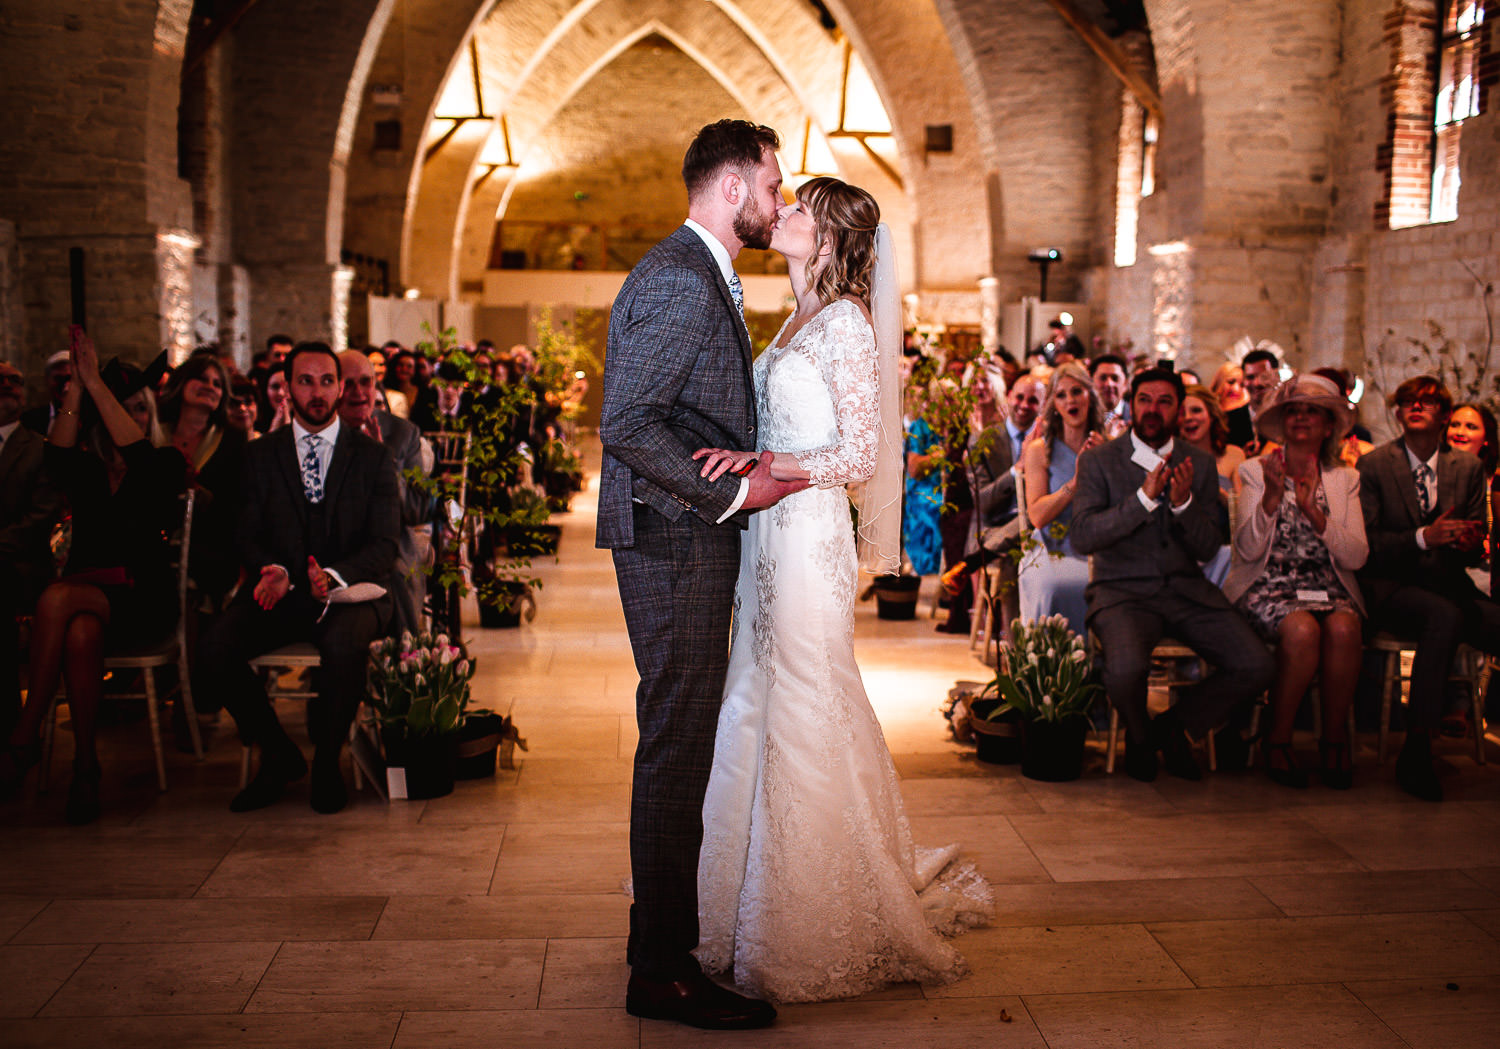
[598,120,799,1030]
[197,343,399,814]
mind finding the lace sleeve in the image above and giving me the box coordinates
[795,301,879,488]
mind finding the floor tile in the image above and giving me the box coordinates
[197,823,502,897]
[0,898,49,943]
[1345,975,1500,1049]
[515,757,634,786]
[1296,801,1500,870]
[247,939,546,1012]
[373,894,629,940]
[1146,912,1500,986]
[0,945,94,1018]
[1023,983,1406,1049]
[0,828,242,898]
[641,996,1045,1048]
[1007,811,1361,882]
[537,936,626,1009]
[393,1008,639,1049]
[518,715,624,759]
[1465,866,1500,891]
[907,813,1053,886]
[896,775,1045,816]
[421,778,630,825]
[1020,773,1179,815]
[489,822,630,895]
[14,897,385,944]
[0,1012,403,1048]
[924,923,1193,997]
[986,876,1282,927]
[1248,868,1487,916]
[41,941,279,1016]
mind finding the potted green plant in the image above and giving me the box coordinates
[978,615,1101,781]
[537,437,584,512]
[366,631,476,798]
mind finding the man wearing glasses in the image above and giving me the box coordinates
[1357,375,1498,801]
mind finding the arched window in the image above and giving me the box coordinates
[1430,0,1486,221]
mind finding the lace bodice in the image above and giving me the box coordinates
[755,299,878,488]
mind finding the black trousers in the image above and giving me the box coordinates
[1370,582,1500,733]
[612,504,740,981]
[196,588,385,752]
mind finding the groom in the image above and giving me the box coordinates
[598,120,802,1030]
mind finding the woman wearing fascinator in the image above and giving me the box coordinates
[693,177,992,1003]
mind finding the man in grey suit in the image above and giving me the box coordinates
[1071,368,1274,781]
[598,120,799,1030]
[1358,375,1497,801]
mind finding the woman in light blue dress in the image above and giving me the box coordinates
[1017,362,1105,634]
[903,412,945,576]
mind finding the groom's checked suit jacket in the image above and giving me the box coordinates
[596,225,758,550]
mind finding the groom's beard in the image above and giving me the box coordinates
[733,197,775,251]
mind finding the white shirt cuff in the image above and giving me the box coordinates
[324,567,349,591]
[715,478,750,524]
[1414,527,1429,551]
[1137,488,1160,513]
[1171,494,1193,515]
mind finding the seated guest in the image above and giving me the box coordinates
[1179,383,1245,586]
[157,352,247,609]
[1444,401,1497,602]
[1242,347,1282,434]
[1071,368,1275,781]
[338,349,431,637]
[0,360,63,734]
[225,376,259,438]
[1312,368,1373,466]
[1,333,186,823]
[1358,376,1500,801]
[195,343,399,814]
[1017,362,1105,634]
[1088,353,1131,438]
[902,378,944,579]
[22,350,73,435]
[255,361,291,433]
[382,348,417,420]
[1223,377,1368,789]
[1211,362,1254,449]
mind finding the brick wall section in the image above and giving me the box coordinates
[1374,0,1440,229]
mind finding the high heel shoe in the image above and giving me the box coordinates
[1264,742,1307,789]
[0,739,42,790]
[1318,740,1353,790]
[65,762,102,825]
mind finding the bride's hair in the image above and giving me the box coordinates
[798,177,879,308]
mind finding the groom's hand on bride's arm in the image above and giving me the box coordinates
[693,446,759,482]
[742,451,809,510]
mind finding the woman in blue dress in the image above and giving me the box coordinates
[1017,362,1105,633]
[903,394,945,577]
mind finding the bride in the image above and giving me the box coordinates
[693,177,992,1004]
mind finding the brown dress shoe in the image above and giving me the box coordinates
[626,970,776,1030]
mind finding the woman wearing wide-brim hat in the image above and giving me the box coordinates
[1222,375,1369,790]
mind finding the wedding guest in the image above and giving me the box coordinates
[1017,362,1104,633]
[1444,400,1498,639]
[157,352,247,609]
[1211,362,1254,449]
[1358,376,1500,801]
[21,350,73,435]
[195,342,399,814]
[383,349,418,420]
[225,376,259,437]
[1088,353,1130,437]
[256,361,291,433]
[1242,347,1282,423]
[1071,368,1274,781]
[1312,367,1373,466]
[903,371,944,578]
[0,360,62,733]
[1,333,186,823]
[1223,376,1367,789]
[1178,383,1244,586]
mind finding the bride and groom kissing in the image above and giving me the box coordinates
[597,119,991,1030]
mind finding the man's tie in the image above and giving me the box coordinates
[727,271,745,319]
[300,434,325,504]
[1414,462,1433,517]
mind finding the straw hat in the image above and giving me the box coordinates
[1253,373,1353,443]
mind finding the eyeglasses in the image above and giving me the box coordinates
[1399,395,1444,409]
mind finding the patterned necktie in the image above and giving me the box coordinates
[1414,462,1433,517]
[300,434,325,504]
[727,271,745,318]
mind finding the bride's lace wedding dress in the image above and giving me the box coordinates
[696,299,992,1004]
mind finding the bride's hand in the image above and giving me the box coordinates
[693,446,759,481]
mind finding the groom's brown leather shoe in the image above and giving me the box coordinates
[626,971,776,1030]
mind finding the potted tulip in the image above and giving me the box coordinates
[366,631,476,798]
[977,615,1101,781]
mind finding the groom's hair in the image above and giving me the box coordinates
[683,120,780,201]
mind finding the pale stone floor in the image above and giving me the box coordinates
[3,451,1499,1049]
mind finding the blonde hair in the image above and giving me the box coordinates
[796,176,880,308]
[1041,361,1105,443]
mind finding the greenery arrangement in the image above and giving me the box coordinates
[366,631,476,737]
[980,615,1100,723]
